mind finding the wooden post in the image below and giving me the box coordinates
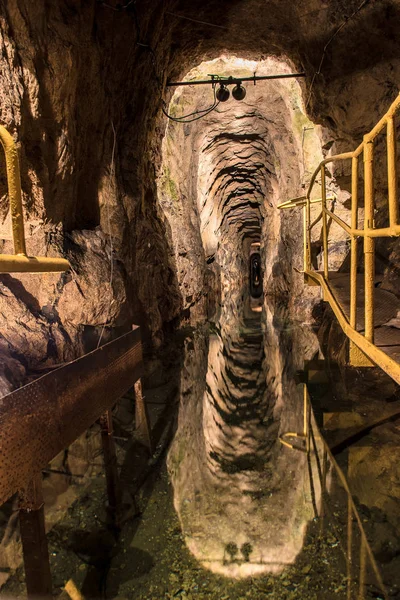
[18,473,52,599]
[100,409,122,527]
[134,379,153,454]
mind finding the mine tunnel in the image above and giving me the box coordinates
[1,1,400,599]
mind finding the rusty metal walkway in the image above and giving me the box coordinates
[0,326,151,599]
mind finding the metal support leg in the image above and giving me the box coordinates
[347,498,353,600]
[134,379,153,454]
[363,140,375,343]
[18,473,52,599]
[319,449,328,537]
[358,537,367,600]
[100,410,122,527]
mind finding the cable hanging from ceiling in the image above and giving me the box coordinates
[97,0,225,122]
[161,84,221,123]
[305,0,372,108]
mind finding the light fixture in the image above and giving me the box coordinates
[216,84,230,102]
[232,82,246,101]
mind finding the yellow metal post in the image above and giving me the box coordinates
[303,204,307,271]
[358,537,367,600]
[363,139,375,343]
[350,155,359,330]
[321,164,329,278]
[0,125,26,255]
[387,115,398,228]
[347,497,353,600]
[306,196,312,271]
[0,125,70,273]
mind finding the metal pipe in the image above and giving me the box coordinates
[278,195,335,210]
[347,498,353,600]
[0,124,70,273]
[0,253,70,273]
[306,196,312,270]
[358,537,367,600]
[303,383,308,438]
[350,155,359,329]
[166,72,306,87]
[303,205,307,272]
[364,139,375,343]
[319,448,328,537]
[0,125,26,255]
[321,164,329,278]
[387,115,398,227]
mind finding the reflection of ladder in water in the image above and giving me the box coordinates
[278,93,400,385]
[279,383,388,600]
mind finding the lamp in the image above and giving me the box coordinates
[232,83,246,101]
[216,84,230,102]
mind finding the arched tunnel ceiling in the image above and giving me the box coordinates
[161,0,400,130]
[160,56,321,255]
[157,56,323,312]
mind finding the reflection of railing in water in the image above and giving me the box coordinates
[0,326,151,598]
[279,384,388,600]
[278,93,400,384]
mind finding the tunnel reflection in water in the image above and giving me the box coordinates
[167,295,321,578]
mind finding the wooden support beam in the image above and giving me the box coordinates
[100,410,122,528]
[18,473,52,599]
[134,379,153,454]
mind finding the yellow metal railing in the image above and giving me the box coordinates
[278,92,400,381]
[280,384,388,600]
[0,125,70,273]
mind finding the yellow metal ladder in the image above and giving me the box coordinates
[278,93,400,384]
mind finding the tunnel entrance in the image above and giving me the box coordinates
[157,55,324,321]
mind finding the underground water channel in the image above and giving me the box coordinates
[2,286,366,600]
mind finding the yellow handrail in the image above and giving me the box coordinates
[0,125,70,273]
[279,92,400,382]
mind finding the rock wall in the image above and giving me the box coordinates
[0,0,399,387]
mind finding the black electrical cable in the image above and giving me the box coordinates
[305,0,371,107]
[98,0,224,123]
[161,85,221,123]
